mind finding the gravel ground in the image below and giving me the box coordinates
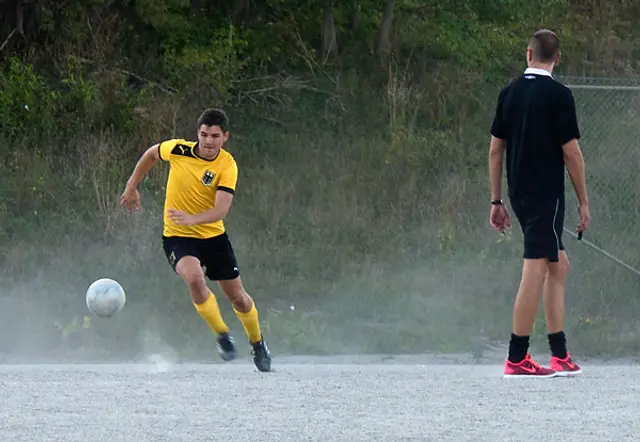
[1,357,639,442]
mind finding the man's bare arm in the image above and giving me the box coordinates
[562,139,588,206]
[190,191,234,225]
[125,144,160,190]
[489,135,506,201]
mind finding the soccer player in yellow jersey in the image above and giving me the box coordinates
[119,108,272,372]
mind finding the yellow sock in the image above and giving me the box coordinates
[194,292,229,335]
[234,301,262,344]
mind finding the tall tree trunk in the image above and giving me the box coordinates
[16,0,25,35]
[321,0,337,63]
[348,0,359,30]
[376,0,395,57]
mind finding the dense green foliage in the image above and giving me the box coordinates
[1,0,639,361]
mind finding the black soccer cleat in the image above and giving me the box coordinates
[251,339,272,372]
[217,332,237,362]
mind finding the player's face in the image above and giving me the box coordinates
[197,124,228,159]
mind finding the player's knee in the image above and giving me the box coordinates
[183,272,206,291]
[182,274,209,303]
[221,282,251,311]
[233,292,252,312]
[548,253,570,279]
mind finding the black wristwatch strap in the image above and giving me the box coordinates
[491,199,504,205]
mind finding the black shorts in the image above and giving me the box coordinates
[162,233,240,281]
[510,196,565,263]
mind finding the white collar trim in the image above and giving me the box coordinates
[524,67,553,77]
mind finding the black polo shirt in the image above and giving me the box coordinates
[490,68,581,200]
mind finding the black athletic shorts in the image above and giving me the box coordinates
[509,196,565,263]
[162,232,240,281]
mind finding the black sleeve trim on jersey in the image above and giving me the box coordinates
[157,142,164,161]
[217,186,235,195]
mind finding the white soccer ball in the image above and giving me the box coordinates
[86,278,126,318]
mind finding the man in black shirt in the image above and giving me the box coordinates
[489,29,590,378]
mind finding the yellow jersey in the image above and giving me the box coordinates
[158,139,238,239]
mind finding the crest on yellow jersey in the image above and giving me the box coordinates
[201,170,215,186]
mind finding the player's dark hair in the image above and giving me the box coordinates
[529,29,560,63]
[197,108,229,132]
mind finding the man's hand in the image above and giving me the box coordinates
[120,186,141,212]
[577,203,590,234]
[490,204,511,233]
[120,144,161,213]
[167,209,197,226]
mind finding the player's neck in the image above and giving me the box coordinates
[526,62,554,74]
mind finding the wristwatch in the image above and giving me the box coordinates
[491,199,504,205]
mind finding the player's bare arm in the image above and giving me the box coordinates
[489,135,506,200]
[168,190,234,226]
[120,144,161,212]
[562,138,590,232]
[488,135,510,232]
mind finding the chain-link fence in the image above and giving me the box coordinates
[556,76,640,333]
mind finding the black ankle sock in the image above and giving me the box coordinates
[548,331,567,359]
[508,334,530,363]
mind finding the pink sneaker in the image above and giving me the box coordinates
[550,353,582,376]
[504,353,557,378]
